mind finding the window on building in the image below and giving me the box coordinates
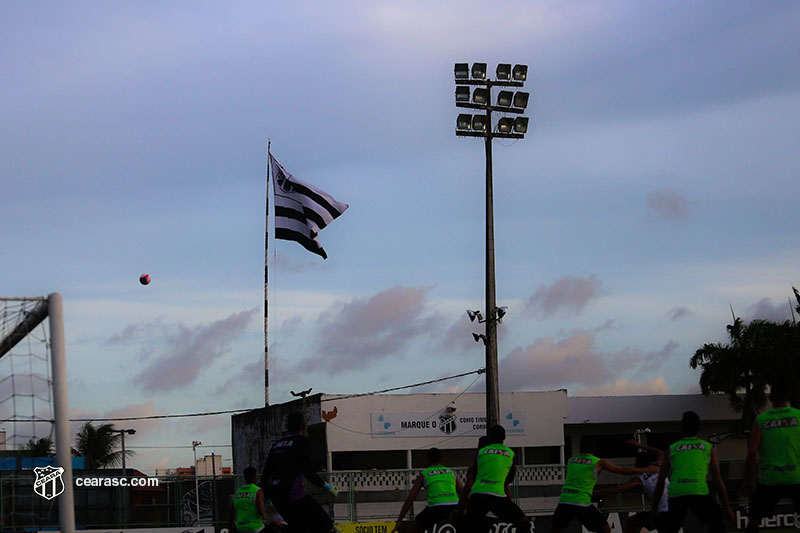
[412,448,477,469]
[593,434,634,459]
[523,446,561,465]
[645,432,682,452]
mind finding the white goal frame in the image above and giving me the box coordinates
[0,293,74,533]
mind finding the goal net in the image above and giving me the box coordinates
[0,297,53,450]
[0,294,74,533]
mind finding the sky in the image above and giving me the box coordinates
[1,1,799,473]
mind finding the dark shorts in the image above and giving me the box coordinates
[465,493,529,532]
[663,495,724,533]
[632,511,669,531]
[272,495,332,533]
[416,504,457,529]
[748,483,800,523]
[552,503,607,533]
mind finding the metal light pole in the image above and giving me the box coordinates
[111,428,135,527]
[192,440,203,525]
[455,63,530,428]
[113,428,136,475]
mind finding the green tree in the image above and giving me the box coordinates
[74,422,134,469]
[22,437,54,457]
[690,292,800,431]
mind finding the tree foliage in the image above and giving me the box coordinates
[23,437,54,457]
[690,287,800,430]
[73,422,134,470]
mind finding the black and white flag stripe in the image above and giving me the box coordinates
[269,154,349,259]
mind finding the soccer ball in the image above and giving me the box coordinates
[139,274,151,285]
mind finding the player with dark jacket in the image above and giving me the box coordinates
[261,412,337,533]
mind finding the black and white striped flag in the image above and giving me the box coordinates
[269,154,349,259]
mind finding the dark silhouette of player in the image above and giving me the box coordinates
[261,412,337,533]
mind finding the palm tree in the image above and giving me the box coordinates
[73,422,134,469]
[690,314,799,431]
[22,437,54,457]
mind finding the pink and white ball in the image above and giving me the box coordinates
[139,273,151,286]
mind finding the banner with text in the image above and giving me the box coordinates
[370,409,525,437]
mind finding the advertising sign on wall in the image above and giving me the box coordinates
[370,408,525,437]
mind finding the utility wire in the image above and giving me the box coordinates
[319,367,485,402]
[64,367,486,422]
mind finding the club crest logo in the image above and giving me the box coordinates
[33,465,65,500]
[439,407,457,435]
[275,169,295,193]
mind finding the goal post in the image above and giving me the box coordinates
[48,293,75,533]
[0,293,74,533]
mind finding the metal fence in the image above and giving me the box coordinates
[0,461,749,529]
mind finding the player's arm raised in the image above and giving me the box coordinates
[626,439,665,460]
[597,458,649,476]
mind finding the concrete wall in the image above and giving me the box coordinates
[231,395,322,475]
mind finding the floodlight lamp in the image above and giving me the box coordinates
[472,88,489,105]
[472,332,487,344]
[497,117,514,134]
[454,63,469,80]
[513,91,530,109]
[471,62,487,80]
[456,114,472,131]
[472,115,488,132]
[512,64,528,81]
[495,306,508,320]
[455,86,470,103]
[496,90,513,107]
[513,116,529,134]
[496,63,511,80]
[467,310,483,322]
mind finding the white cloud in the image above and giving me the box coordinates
[524,275,602,318]
[646,189,688,220]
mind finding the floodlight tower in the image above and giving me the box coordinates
[454,62,530,428]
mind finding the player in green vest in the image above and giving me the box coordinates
[744,378,800,533]
[651,411,734,533]
[456,425,531,533]
[228,467,267,533]
[392,448,464,533]
[552,436,650,533]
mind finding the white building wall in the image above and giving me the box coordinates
[321,390,567,453]
[196,454,225,476]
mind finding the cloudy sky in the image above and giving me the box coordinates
[2,1,799,473]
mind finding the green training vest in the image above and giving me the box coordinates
[668,437,711,497]
[422,465,459,506]
[471,443,514,497]
[233,483,263,533]
[757,406,800,485]
[560,454,600,504]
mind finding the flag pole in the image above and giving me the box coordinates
[265,139,271,406]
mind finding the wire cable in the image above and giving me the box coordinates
[66,367,485,422]
[320,367,485,402]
